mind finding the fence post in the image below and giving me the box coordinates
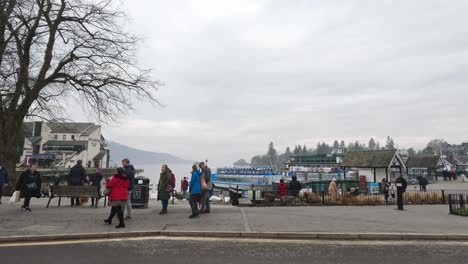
[448,194,453,214]
[460,194,464,208]
[441,190,445,204]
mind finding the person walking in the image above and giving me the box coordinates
[188,165,202,218]
[90,168,103,207]
[67,160,86,206]
[122,158,135,219]
[104,167,129,228]
[15,164,41,212]
[199,162,212,214]
[182,177,189,200]
[381,179,390,204]
[416,175,423,191]
[157,164,172,215]
[0,164,9,204]
[328,178,338,196]
[421,176,428,192]
[288,176,302,197]
[395,174,408,210]
[277,179,288,198]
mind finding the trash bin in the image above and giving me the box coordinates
[229,188,242,206]
[131,176,150,209]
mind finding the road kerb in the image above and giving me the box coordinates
[1,231,468,244]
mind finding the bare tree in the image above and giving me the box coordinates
[0,0,159,180]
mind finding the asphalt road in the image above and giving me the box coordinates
[1,237,467,264]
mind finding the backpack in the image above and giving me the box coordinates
[170,173,176,188]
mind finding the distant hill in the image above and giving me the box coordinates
[108,141,189,165]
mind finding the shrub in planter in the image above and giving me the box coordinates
[264,192,276,203]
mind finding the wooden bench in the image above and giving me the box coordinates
[46,185,106,208]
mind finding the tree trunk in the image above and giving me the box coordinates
[0,112,24,190]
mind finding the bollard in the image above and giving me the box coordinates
[396,187,403,210]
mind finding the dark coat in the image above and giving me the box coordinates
[124,165,135,190]
[68,164,86,185]
[89,172,103,188]
[288,177,302,197]
[396,177,408,193]
[0,167,8,185]
[15,170,41,198]
[157,169,172,200]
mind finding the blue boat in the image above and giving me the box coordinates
[212,167,283,190]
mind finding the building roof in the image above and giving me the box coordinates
[47,123,100,135]
[43,140,88,147]
[93,150,107,161]
[406,156,440,168]
[453,155,468,165]
[22,123,34,138]
[29,137,42,144]
[341,150,397,168]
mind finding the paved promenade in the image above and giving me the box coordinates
[1,196,468,238]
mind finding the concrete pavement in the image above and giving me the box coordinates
[1,196,468,241]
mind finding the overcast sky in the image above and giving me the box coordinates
[87,0,468,166]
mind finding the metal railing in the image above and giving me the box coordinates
[252,189,468,206]
[449,194,468,216]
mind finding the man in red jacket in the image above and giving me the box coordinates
[277,179,288,199]
[182,177,189,200]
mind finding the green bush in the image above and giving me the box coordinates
[453,208,468,216]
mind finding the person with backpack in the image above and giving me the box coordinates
[199,162,212,214]
[104,167,129,228]
[157,164,173,215]
[15,163,41,212]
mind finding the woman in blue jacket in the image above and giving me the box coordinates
[189,164,202,218]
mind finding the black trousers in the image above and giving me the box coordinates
[107,205,124,224]
[397,189,404,210]
[70,197,80,206]
[189,194,201,215]
[23,194,32,207]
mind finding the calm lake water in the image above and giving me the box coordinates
[134,163,204,191]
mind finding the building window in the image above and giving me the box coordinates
[71,135,75,140]
[62,135,66,140]
[54,135,58,140]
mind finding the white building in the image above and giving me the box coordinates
[20,122,110,168]
[341,150,407,182]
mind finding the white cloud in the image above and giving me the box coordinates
[69,0,468,165]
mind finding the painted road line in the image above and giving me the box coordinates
[2,235,468,248]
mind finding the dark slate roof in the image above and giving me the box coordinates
[43,140,87,146]
[47,123,100,135]
[341,150,397,168]
[93,151,107,160]
[406,156,440,168]
[29,137,42,144]
[454,156,468,165]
